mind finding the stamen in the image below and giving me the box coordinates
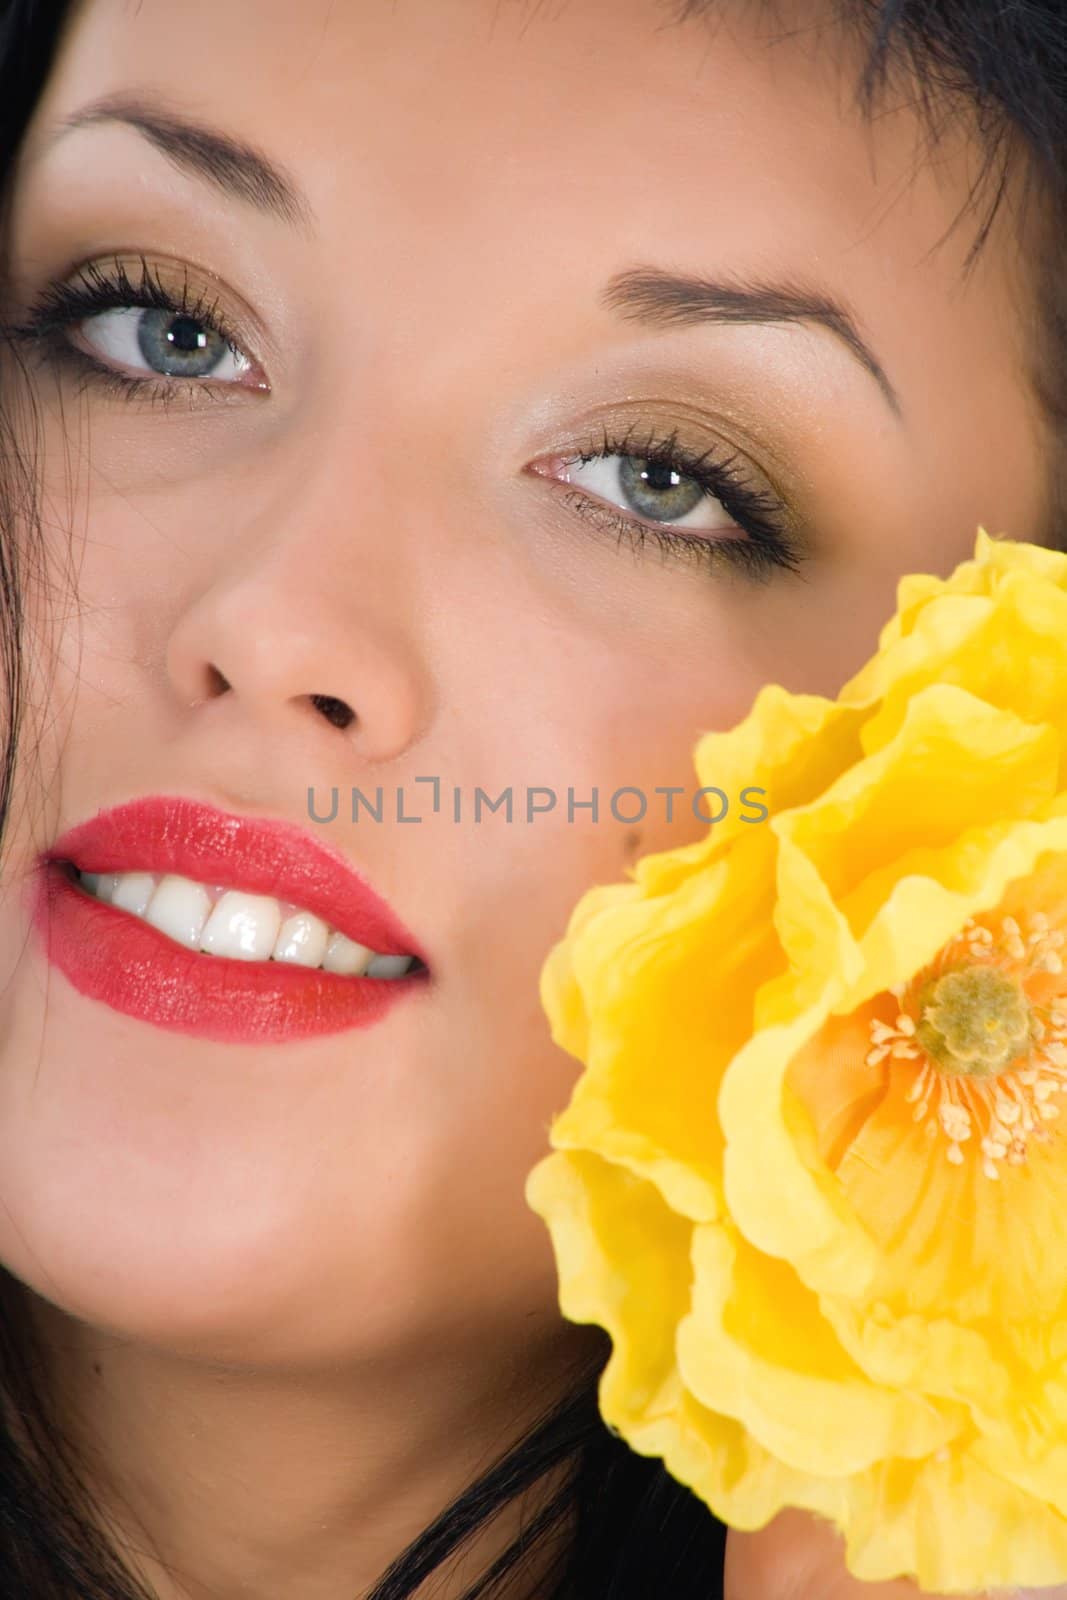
[865,912,1067,1179]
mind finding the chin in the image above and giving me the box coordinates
[4,1181,469,1373]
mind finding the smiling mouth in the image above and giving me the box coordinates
[68,863,428,979]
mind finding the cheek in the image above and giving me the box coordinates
[431,674,742,1149]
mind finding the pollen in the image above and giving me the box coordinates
[916,966,1031,1077]
[864,913,1067,1180]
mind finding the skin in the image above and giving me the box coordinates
[0,0,1062,1594]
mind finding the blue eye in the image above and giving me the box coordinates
[74,305,255,384]
[8,253,268,397]
[531,421,806,581]
[558,451,735,534]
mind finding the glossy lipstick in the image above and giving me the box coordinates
[31,795,430,1043]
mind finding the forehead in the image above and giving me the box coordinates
[30,0,979,268]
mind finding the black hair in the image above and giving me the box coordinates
[0,0,1064,1595]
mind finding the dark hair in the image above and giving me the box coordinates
[0,0,1065,1595]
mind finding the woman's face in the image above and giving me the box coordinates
[0,0,1050,1366]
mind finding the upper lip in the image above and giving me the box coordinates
[42,795,428,965]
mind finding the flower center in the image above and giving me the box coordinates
[915,965,1032,1077]
[864,913,1067,1180]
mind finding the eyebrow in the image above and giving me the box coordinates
[599,266,903,419]
[42,98,899,416]
[48,91,315,232]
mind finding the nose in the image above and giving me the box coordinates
[163,479,430,765]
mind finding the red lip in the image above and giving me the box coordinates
[30,794,430,1044]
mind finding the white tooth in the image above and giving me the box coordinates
[272,911,330,968]
[143,874,214,950]
[110,872,157,918]
[321,931,374,976]
[364,953,415,979]
[94,873,121,903]
[80,871,101,895]
[200,890,281,962]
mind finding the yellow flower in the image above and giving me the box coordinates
[525,528,1067,1593]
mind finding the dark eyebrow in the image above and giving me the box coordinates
[49,91,314,232]
[599,265,903,419]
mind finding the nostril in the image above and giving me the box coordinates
[309,694,356,731]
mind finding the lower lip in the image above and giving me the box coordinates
[31,860,428,1044]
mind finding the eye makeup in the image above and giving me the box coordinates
[7,249,810,585]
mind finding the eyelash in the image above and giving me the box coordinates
[560,420,804,581]
[8,254,251,409]
[11,258,805,582]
